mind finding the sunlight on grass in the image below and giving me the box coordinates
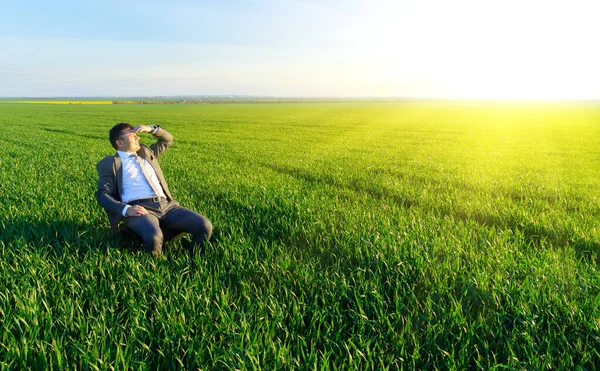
[0,101,599,369]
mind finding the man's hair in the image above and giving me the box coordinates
[109,122,133,149]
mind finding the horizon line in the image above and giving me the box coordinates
[1,95,599,102]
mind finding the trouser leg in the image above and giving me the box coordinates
[161,204,212,256]
[123,214,164,256]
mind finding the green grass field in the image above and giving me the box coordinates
[1,102,599,369]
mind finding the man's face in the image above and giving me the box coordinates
[116,130,140,152]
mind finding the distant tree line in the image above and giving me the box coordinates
[112,100,205,104]
[111,98,408,104]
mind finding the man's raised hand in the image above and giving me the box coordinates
[130,125,152,134]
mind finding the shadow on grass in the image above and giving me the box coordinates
[0,217,116,256]
[263,161,600,265]
[41,128,105,141]
[0,217,190,257]
[260,162,419,209]
[452,210,600,264]
[196,190,344,271]
[204,161,600,266]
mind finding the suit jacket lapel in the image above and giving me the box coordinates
[137,148,160,177]
[137,148,154,163]
[135,147,172,200]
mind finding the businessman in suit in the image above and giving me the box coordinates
[96,123,212,257]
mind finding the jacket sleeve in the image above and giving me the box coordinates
[95,157,127,216]
[149,126,173,158]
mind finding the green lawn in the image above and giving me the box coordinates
[1,102,599,369]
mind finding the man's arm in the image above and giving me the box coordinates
[130,125,173,158]
[95,157,128,216]
[149,125,173,157]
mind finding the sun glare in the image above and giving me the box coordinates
[345,0,599,100]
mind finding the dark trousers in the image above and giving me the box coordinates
[122,200,212,256]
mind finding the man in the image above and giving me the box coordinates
[96,123,212,257]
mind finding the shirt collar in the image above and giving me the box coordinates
[116,150,137,159]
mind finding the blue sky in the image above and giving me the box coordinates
[1,0,599,99]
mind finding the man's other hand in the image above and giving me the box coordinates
[126,205,148,217]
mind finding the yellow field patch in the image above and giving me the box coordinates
[1,100,113,105]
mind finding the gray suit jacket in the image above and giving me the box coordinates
[96,127,174,231]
